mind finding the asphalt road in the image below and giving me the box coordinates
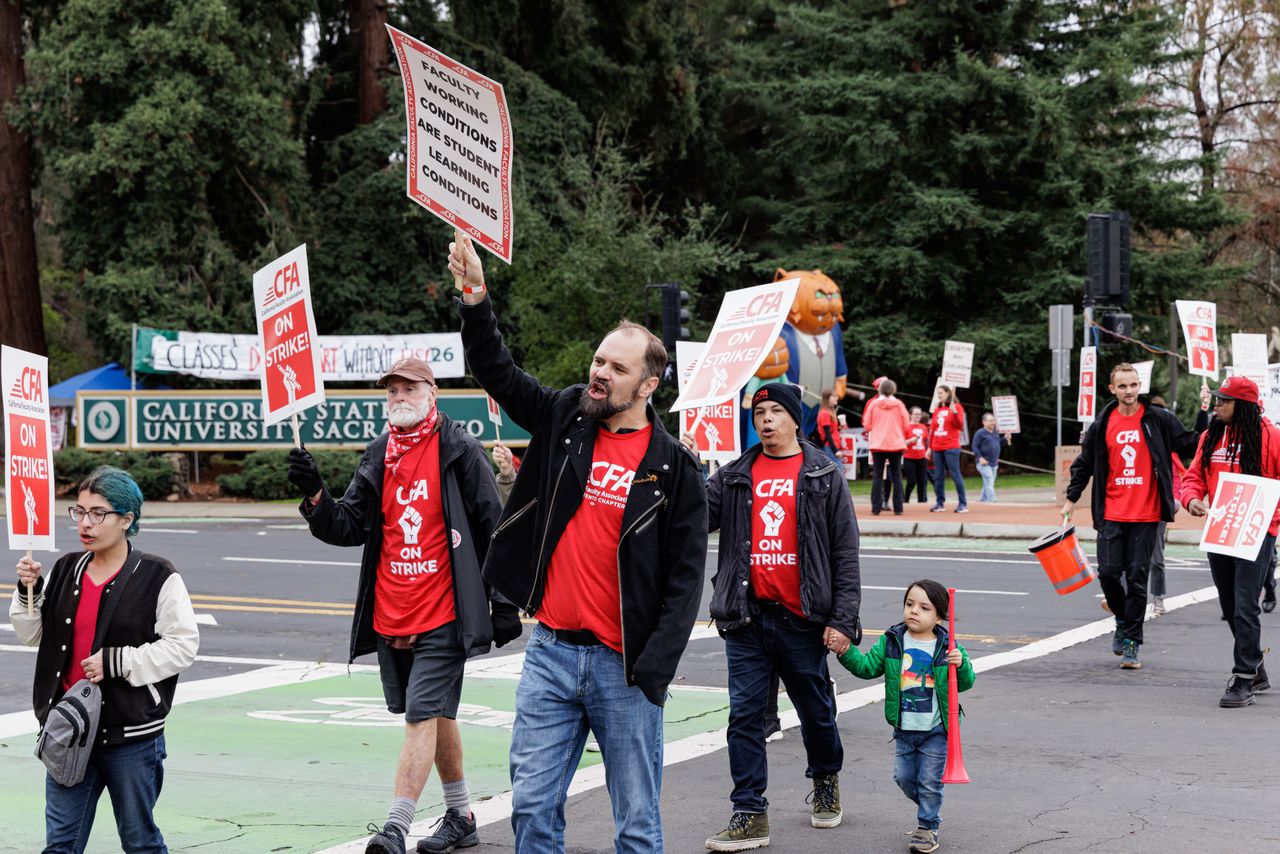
[4,521,1275,853]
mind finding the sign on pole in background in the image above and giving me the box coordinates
[672,278,800,412]
[1132,360,1154,394]
[3,346,55,552]
[485,393,503,428]
[1175,300,1219,380]
[387,25,513,263]
[253,245,325,427]
[1076,346,1097,423]
[1199,472,1280,561]
[1232,333,1269,369]
[675,341,740,462]
[941,340,975,389]
[991,395,1021,433]
[1266,364,1280,422]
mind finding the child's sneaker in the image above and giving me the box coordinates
[1120,639,1141,669]
[909,826,940,853]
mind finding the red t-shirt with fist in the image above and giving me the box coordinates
[376,432,455,637]
[750,452,805,617]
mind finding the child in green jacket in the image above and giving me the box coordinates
[835,579,976,854]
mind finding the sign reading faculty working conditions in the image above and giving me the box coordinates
[672,278,800,412]
[676,341,741,462]
[253,245,325,426]
[1199,472,1280,561]
[941,340,975,388]
[2,346,55,552]
[388,26,513,263]
[1175,300,1219,380]
[1077,346,1097,423]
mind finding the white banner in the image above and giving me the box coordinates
[387,25,514,263]
[1077,346,1097,423]
[991,395,1021,433]
[146,329,465,381]
[1132,360,1154,394]
[941,340,975,389]
[1175,300,1219,380]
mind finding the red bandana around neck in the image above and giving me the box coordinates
[385,405,439,479]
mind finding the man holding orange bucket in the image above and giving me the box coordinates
[1062,363,1204,670]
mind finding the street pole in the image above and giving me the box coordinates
[1056,373,1062,448]
[1168,303,1179,414]
[130,322,137,391]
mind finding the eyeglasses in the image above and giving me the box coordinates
[68,507,123,525]
[1211,398,1231,407]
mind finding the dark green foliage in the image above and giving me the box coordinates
[54,449,176,501]
[217,449,362,500]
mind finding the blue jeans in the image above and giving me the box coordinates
[976,462,996,502]
[724,605,843,814]
[893,725,946,831]
[509,624,664,853]
[931,449,966,507]
[44,735,167,853]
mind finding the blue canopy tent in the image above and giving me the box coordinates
[47,362,135,407]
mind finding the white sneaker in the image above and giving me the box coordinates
[1152,596,1166,615]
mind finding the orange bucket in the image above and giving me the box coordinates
[1028,526,1095,595]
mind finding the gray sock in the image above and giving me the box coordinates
[386,796,416,835]
[442,779,471,816]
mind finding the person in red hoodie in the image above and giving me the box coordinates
[904,407,931,504]
[1182,376,1280,709]
[928,385,967,513]
[863,379,911,515]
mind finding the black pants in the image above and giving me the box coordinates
[1098,520,1160,644]
[1265,546,1277,601]
[871,451,904,514]
[903,458,929,503]
[1209,533,1275,676]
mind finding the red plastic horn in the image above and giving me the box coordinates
[941,586,970,785]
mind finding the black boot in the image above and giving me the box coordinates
[1254,662,1270,692]
[1220,675,1255,708]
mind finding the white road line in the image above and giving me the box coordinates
[317,583,1221,853]
[141,528,200,534]
[222,557,361,567]
[0,623,11,632]
[863,585,1027,596]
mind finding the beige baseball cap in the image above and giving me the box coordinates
[376,357,436,388]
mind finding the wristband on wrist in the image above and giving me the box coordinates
[464,282,486,296]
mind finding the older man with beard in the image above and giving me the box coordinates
[449,233,708,853]
[286,357,520,854]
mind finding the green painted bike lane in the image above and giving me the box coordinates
[0,671,753,853]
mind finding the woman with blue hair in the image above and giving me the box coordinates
[11,465,199,853]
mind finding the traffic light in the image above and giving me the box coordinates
[1097,311,1133,351]
[660,284,692,351]
[1085,212,1130,306]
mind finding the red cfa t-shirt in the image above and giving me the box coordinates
[66,567,119,690]
[539,424,652,653]
[904,423,929,460]
[930,405,965,450]
[376,431,456,636]
[750,452,805,617]
[1104,407,1161,523]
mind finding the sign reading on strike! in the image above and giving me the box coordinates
[672,278,800,412]
[1199,472,1280,561]
[676,341,740,462]
[388,25,513,264]
[991,395,1021,433]
[941,340,975,389]
[3,346,55,552]
[1176,300,1219,379]
[1077,346,1097,423]
[253,244,325,426]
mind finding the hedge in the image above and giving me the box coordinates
[53,448,177,501]
[217,450,363,501]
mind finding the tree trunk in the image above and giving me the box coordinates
[349,0,388,125]
[0,0,45,354]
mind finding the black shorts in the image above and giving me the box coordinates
[375,621,466,722]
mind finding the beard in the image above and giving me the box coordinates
[579,379,644,421]
[388,400,430,429]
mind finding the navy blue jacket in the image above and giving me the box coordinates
[971,428,1007,466]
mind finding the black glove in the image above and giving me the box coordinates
[491,603,523,648]
[287,446,324,498]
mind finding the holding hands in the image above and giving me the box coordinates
[823,627,852,655]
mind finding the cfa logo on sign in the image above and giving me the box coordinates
[261,261,303,309]
[86,402,122,442]
[727,291,786,323]
[8,367,43,403]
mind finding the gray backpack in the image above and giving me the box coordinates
[35,679,101,786]
[35,549,140,787]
